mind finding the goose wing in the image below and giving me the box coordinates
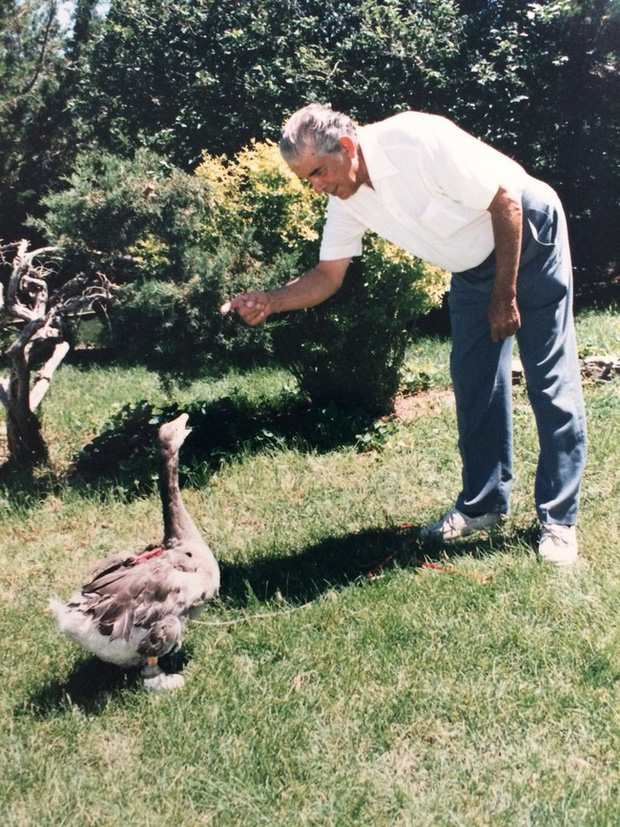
[71,550,210,642]
[86,550,136,578]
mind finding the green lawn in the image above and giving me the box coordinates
[1,306,618,825]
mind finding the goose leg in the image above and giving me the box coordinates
[141,657,185,692]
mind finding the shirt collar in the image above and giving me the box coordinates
[357,123,400,182]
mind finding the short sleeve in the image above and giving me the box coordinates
[319,196,366,261]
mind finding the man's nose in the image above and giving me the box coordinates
[311,179,325,194]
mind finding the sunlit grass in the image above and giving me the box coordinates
[0,306,618,824]
[573,304,620,357]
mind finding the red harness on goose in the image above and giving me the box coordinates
[129,547,165,565]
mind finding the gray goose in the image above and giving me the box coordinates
[50,413,220,691]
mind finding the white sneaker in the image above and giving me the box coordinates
[538,524,578,567]
[420,508,501,541]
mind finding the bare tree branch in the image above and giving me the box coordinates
[30,341,71,411]
[0,378,9,413]
[7,318,46,356]
[5,241,58,319]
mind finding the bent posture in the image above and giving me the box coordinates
[224,104,586,566]
[50,414,220,691]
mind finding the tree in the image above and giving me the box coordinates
[0,240,114,465]
[73,0,334,165]
[0,0,101,244]
[73,0,463,165]
[74,0,618,282]
[445,0,620,283]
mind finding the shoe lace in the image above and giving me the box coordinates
[541,524,570,545]
[446,509,465,529]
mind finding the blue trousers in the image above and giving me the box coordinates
[449,179,587,525]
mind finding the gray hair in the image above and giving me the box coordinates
[279,104,357,162]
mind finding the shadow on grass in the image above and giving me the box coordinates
[219,522,539,607]
[26,659,141,716]
[0,393,380,509]
[71,395,380,491]
[221,525,416,605]
[0,461,63,512]
[23,522,537,717]
[24,648,191,718]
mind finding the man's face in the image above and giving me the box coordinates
[287,136,366,200]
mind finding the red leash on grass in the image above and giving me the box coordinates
[365,525,493,583]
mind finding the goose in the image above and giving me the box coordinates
[50,413,220,691]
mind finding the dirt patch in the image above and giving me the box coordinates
[393,388,455,421]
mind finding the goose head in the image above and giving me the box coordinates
[158,413,191,455]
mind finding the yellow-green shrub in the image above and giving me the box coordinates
[196,140,322,268]
[197,139,449,413]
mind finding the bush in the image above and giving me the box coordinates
[273,236,448,414]
[36,148,281,379]
[110,239,290,382]
[37,141,448,405]
[196,140,450,413]
[36,148,211,282]
[196,139,322,268]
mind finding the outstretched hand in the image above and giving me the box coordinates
[220,291,272,326]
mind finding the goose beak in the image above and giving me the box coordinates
[174,413,190,429]
[171,413,191,437]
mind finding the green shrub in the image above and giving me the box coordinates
[37,141,448,404]
[110,239,289,382]
[273,236,448,414]
[197,141,449,413]
[36,148,211,283]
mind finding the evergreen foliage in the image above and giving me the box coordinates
[68,0,618,282]
[0,0,100,242]
[36,148,210,276]
[37,140,448,410]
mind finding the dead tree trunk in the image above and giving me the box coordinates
[5,327,50,464]
[0,240,114,467]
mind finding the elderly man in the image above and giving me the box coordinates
[223,104,587,566]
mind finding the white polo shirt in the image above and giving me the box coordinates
[319,111,528,272]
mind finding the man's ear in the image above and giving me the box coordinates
[338,135,357,158]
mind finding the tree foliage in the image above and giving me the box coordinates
[1,0,61,239]
[2,1,617,279]
[73,0,463,164]
[67,0,617,282]
[37,148,211,277]
[0,1,104,243]
[37,140,448,408]
[445,0,620,280]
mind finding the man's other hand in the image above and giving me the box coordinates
[488,294,521,342]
